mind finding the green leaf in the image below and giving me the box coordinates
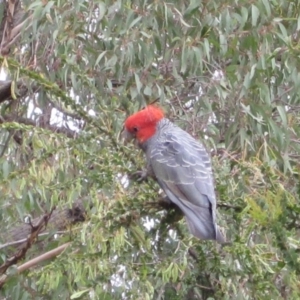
[95,51,107,66]
[98,2,107,20]
[129,16,142,30]
[184,0,201,16]
[276,106,287,127]
[219,34,228,55]
[134,73,142,93]
[261,0,271,17]
[144,85,152,96]
[251,5,260,27]
[70,289,90,299]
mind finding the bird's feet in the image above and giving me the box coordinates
[145,196,179,211]
[129,169,149,182]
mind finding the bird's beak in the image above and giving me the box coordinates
[121,127,134,144]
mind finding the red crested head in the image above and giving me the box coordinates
[124,105,165,143]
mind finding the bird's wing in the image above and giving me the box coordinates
[150,129,222,241]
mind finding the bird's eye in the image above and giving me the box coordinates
[133,126,139,132]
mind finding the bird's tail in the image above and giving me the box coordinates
[178,201,225,243]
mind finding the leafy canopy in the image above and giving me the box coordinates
[1,0,300,299]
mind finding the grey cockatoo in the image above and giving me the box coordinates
[123,105,225,242]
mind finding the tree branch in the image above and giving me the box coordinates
[0,114,78,138]
[0,242,71,288]
[0,201,86,252]
[0,208,55,276]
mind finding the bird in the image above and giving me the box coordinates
[123,105,225,243]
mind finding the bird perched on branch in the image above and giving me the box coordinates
[123,105,225,243]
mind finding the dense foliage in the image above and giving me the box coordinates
[1,0,300,299]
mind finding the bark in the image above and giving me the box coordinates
[0,201,86,252]
[0,0,26,55]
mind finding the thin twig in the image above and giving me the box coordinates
[0,231,68,250]
[0,242,71,288]
[0,208,55,276]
